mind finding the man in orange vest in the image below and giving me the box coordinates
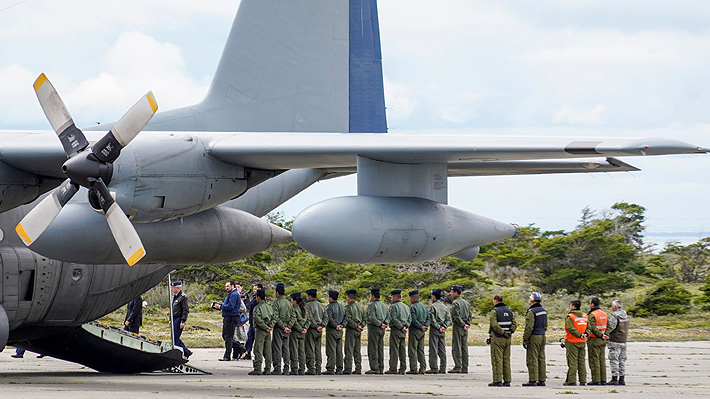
[563,300,588,386]
[587,297,609,385]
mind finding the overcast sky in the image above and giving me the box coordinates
[1,0,709,248]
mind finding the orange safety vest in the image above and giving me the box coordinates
[589,309,608,338]
[565,312,588,343]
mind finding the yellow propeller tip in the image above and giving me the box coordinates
[127,247,146,266]
[33,73,48,92]
[15,224,32,245]
[146,92,158,114]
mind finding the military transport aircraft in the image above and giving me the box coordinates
[0,0,706,372]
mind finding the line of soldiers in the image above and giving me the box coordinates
[247,283,629,387]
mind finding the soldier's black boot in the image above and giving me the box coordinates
[608,376,618,385]
[537,381,546,386]
[618,376,625,386]
[522,381,537,387]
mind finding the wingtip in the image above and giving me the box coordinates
[15,224,32,246]
[33,73,48,92]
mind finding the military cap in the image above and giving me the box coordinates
[306,288,318,296]
[276,283,285,290]
[256,289,265,299]
[370,288,380,294]
[328,290,339,299]
[390,289,401,296]
[450,285,463,291]
[530,291,542,301]
[431,288,442,295]
[408,290,419,296]
[171,280,182,286]
[290,292,302,300]
[346,289,357,295]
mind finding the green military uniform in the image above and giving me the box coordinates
[428,296,451,373]
[587,307,609,384]
[366,296,390,373]
[323,293,348,374]
[523,302,547,384]
[388,295,411,374]
[272,293,296,374]
[252,299,275,374]
[289,299,309,375]
[489,302,517,384]
[408,296,430,373]
[565,310,588,384]
[450,295,472,373]
[344,298,365,374]
[305,294,326,374]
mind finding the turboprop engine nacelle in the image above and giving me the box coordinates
[292,196,517,264]
[30,205,291,265]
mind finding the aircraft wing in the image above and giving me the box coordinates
[0,131,706,178]
[207,133,707,170]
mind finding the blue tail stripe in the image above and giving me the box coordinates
[349,0,388,133]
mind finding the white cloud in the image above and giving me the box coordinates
[554,104,606,125]
[383,76,417,122]
[0,64,46,127]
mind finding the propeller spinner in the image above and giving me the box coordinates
[15,74,157,266]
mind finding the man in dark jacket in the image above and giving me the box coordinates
[213,280,242,361]
[124,295,143,334]
[171,281,192,358]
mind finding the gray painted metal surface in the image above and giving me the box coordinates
[292,196,517,264]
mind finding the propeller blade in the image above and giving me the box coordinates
[15,180,79,246]
[92,179,145,266]
[33,73,89,157]
[92,92,158,163]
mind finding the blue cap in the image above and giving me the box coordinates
[346,289,357,295]
[371,288,380,294]
[530,291,542,301]
[306,289,317,296]
[290,292,301,300]
[408,290,419,296]
[431,289,442,295]
[276,283,285,290]
[451,285,463,292]
[171,280,182,287]
[328,290,339,299]
[256,289,265,298]
[390,290,401,296]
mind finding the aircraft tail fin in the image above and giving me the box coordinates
[145,0,387,133]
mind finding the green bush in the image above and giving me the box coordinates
[629,279,694,317]
[471,289,527,316]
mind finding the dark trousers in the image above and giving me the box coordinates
[222,316,238,359]
[172,317,190,355]
[246,324,255,354]
[124,325,140,334]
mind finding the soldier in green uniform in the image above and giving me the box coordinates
[449,285,471,374]
[587,297,609,385]
[365,288,389,374]
[426,288,451,374]
[249,289,275,375]
[386,290,411,374]
[522,291,547,387]
[304,288,326,375]
[271,283,295,375]
[289,292,309,375]
[344,289,365,375]
[323,290,348,375]
[488,294,517,387]
[563,300,588,386]
[407,290,430,374]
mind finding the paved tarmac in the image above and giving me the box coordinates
[0,341,709,398]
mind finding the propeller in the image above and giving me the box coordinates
[15,74,157,266]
